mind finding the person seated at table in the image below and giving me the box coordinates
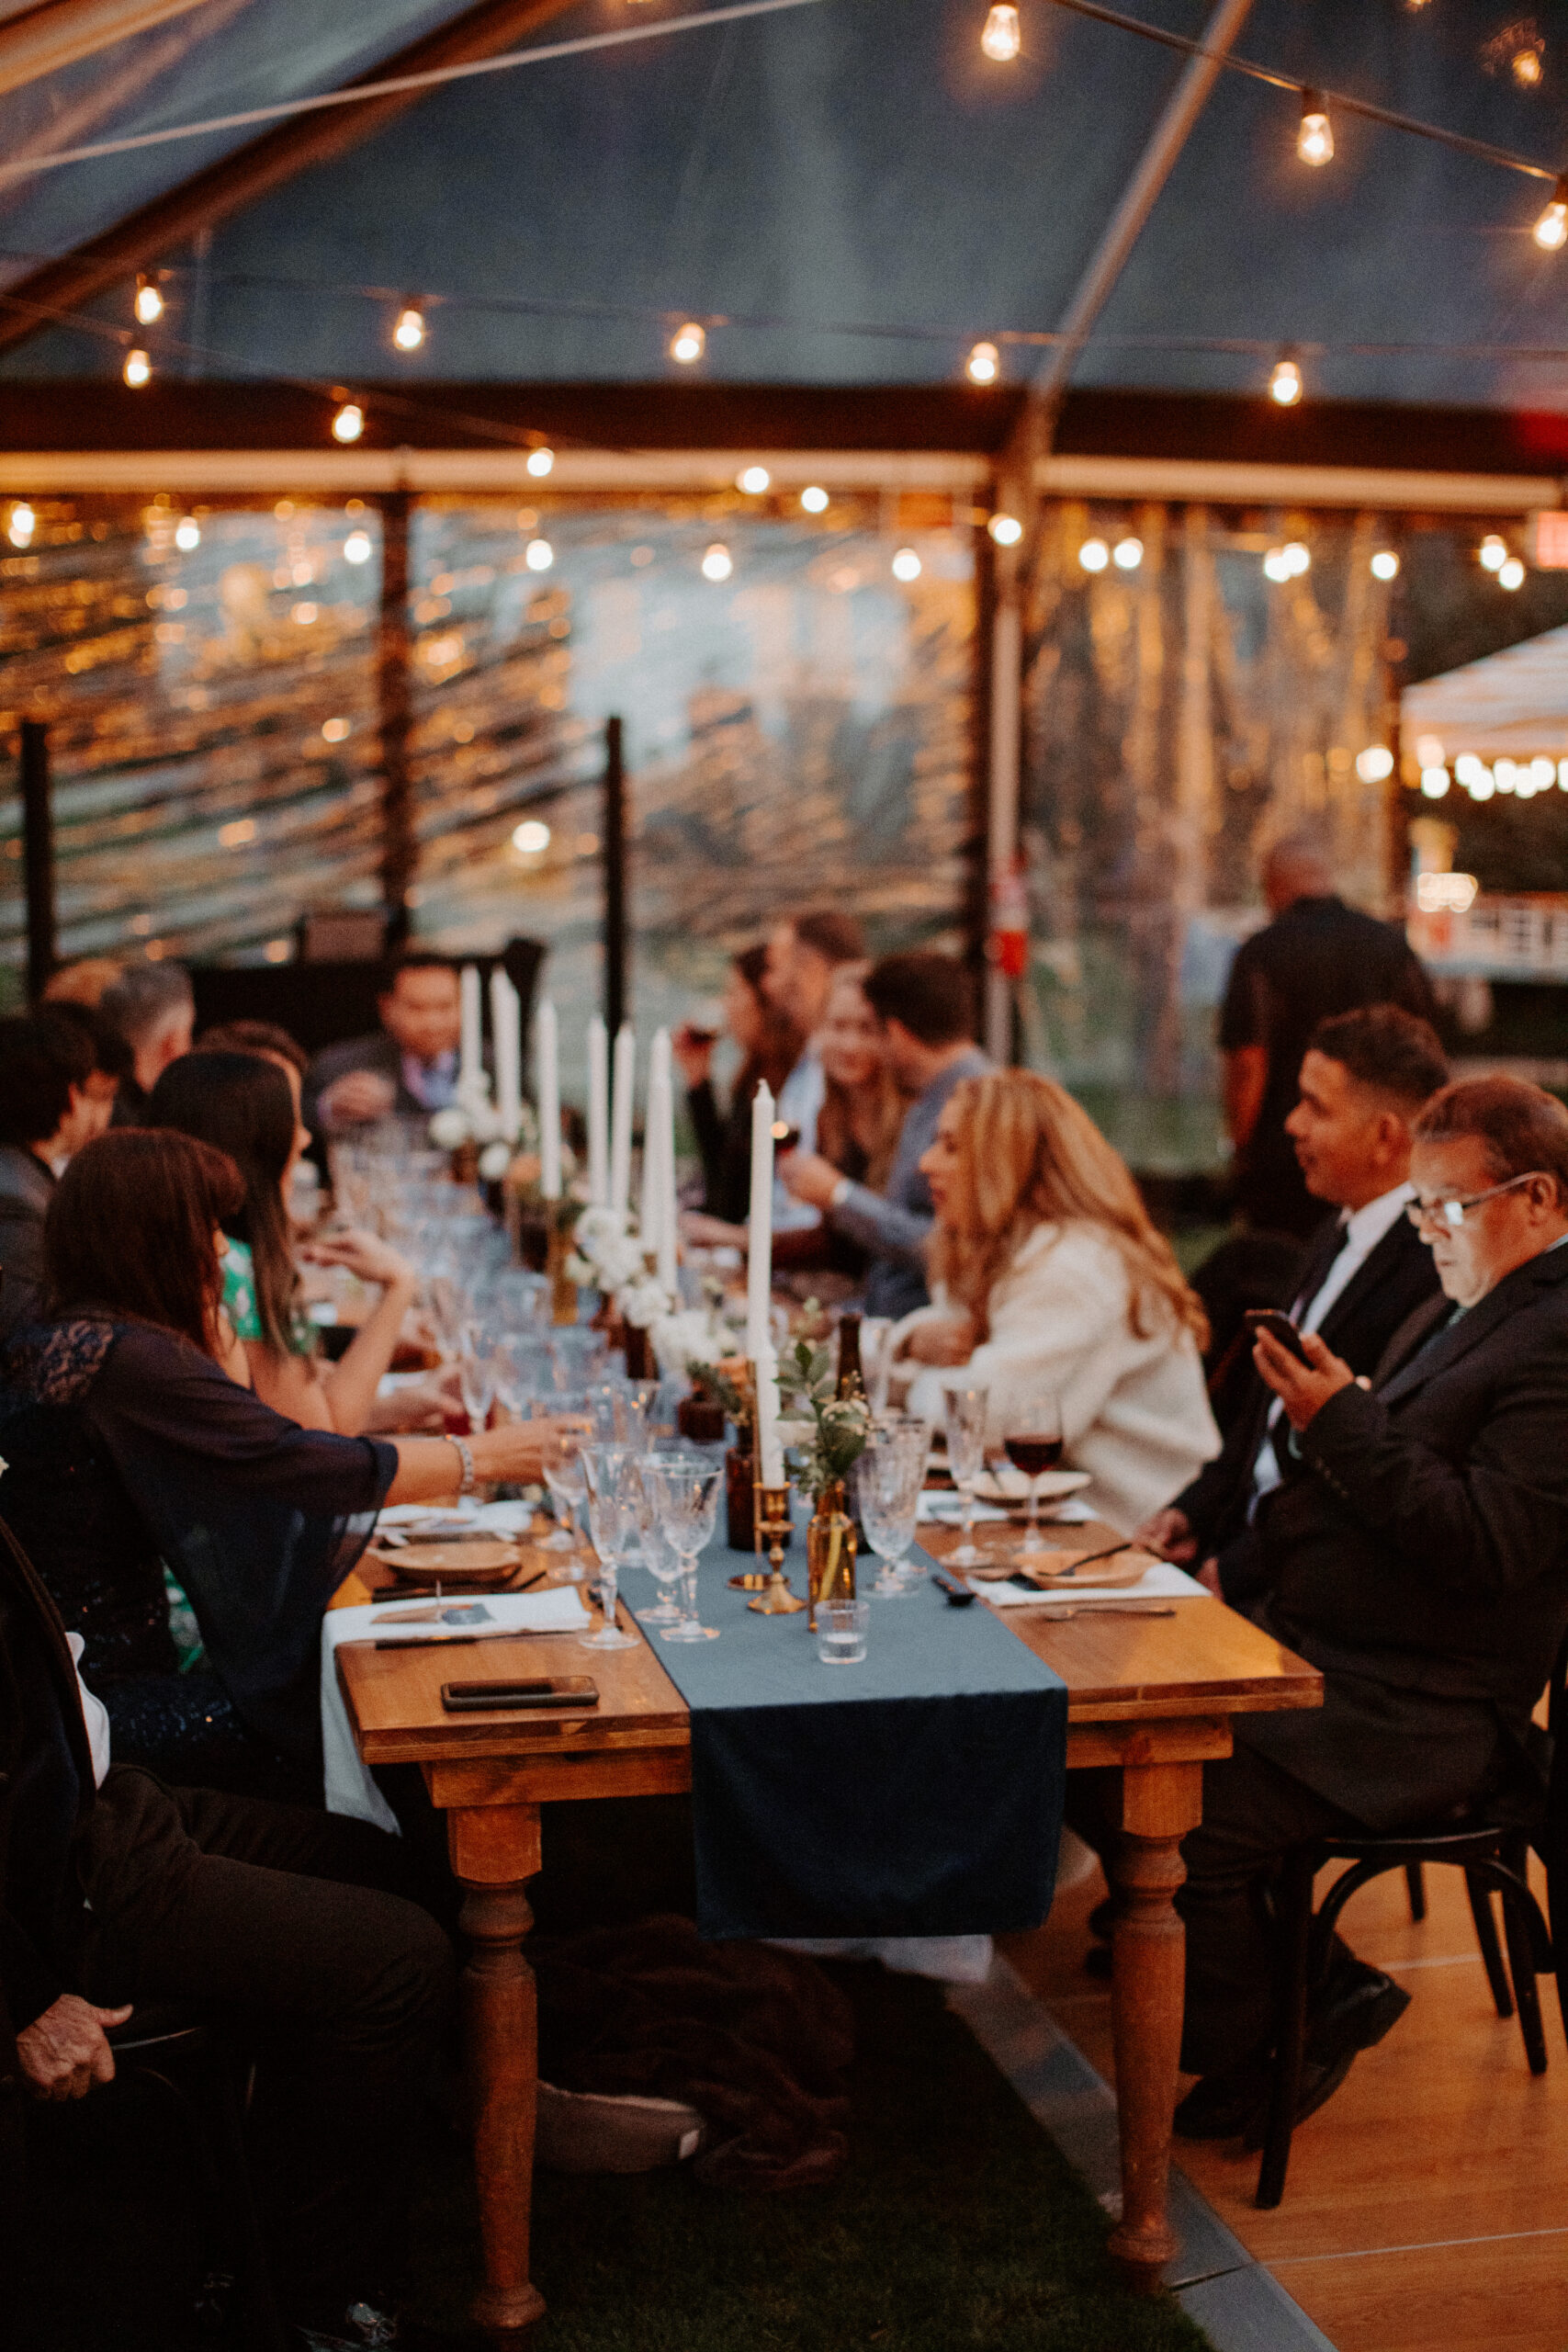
[1081,1074,1568,2142]
[148,1049,420,1437]
[0,1127,574,1798]
[42,955,125,1009]
[0,1517,452,2351]
[761,908,868,1234]
[888,1070,1219,1533]
[1136,1004,1448,1602]
[98,961,194,1124]
[0,1011,120,1341]
[304,949,465,1134]
[674,944,803,1227]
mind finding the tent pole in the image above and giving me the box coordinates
[20,718,55,1001]
[603,716,626,1035]
[377,491,414,948]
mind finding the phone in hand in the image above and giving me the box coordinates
[1244,1308,1313,1365]
[441,1677,600,1713]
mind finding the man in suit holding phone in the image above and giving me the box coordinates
[1137,1005,1448,1602]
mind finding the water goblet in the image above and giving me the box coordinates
[1003,1394,1064,1556]
[458,1325,498,1434]
[581,1446,641,1650]
[537,1423,588,1564]
[942,1382,991,1569]
[634,1467,685,1625]
[860,1418,931,1598]
[642,1452,724,1642]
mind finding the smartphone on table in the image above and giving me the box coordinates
[441,1677,600,1713]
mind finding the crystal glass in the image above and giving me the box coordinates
[548,1328,608,1392]
[493,1333,548,1422]
[642,1451,724,1642]
[633,1459,685,1624]
[581,1382,624,1443]
[617,1380,661,1448]
[581,1446,641,1650]
[860,1418,931,1598]
[942,1382,991,1568]
[815,1599,870,1666]
[458,1325,498,1433]
[1003,1393,1065,1556]
[537,1421,588,1565]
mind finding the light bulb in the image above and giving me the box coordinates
[701,543,732,582]
[333,401,364,444]
[1534,181,1568,249]
[344,529,372,563]
[526,447,554,478]
[1414,734,1445,767]
[1283,540,1311,576]
[174,517,200,552]
[966,340,1000,386]
[738,465,771,494]
[1078,537,1109,573]
[1263,548,1292,582]
[1113,535,1144,571]
[801,485,829,514]
[1513,42,1543,86]
[513,820,551,854]
[7,502,35,548]
[525,538,554,571]
[1371,548,1400,580]
[1499,556,1526,589]
[891,548,922,582]
[393,305,424,353]
[134,274,163,326]
[980,4,1021,62]
[670,322,705,365]
[321,718,351,742]
[1297,93,1333,166]
[1269,356,1303,406]
[1356,746,1394,783]
[1420,768,1450,798]
[123,346,152,388]
[988,513,1023,546]
[1479,534,1507,571]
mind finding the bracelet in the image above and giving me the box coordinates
[447,1435,476,1498]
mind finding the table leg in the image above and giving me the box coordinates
[1106,1758,1203,2293]
[448,1802,547,2341]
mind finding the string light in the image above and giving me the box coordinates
[1297,91,1334,166]
[7,503,35,548]
[670,321,705,364]
[174,516,200,551]
[1269,353,1303,405]
[1078,537,1110,572]
[123,346,152,387]
[701,543,732,581]
[891,548,922,581]
[1534,178,1568,248]
[1371,548,1400,580]
[321,718,352,742]
[966,340,1000,385]
[1420,766,1450,797]
[526,447,554,477]
[801,485,829,513]
[988,514,1023,545]
[525,538,554,571]
[1282,540,1310,575]
[737,465,771,494]
[133,273,164,325]
[513,820,551,854]
[1356,745,1394,782]
[1514,45,1543,87]
[980,4,1021,62]
[393,304,425,352]
[1113,536,1144,571]
[1263,547,1292,582]
[1499,555,1526,589]
[343,528,372,563]
[1479,534,1508,571]
[333,401,364,443]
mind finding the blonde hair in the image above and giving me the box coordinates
[930,1071,1209,1349]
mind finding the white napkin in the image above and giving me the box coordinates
[916,1493,1011,1524]
[321,1586,593,1832]
[975,1562,1211,1605]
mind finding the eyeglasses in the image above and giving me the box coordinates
[1405,1171,1549,1232]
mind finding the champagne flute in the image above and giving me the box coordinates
[643,1453,724,1642]
[536,1419,588,1563]
[1004,1395,1064,1556]
[581,1446,641,1650]
[942,1381,991,1569]
[458,1323,497,1434]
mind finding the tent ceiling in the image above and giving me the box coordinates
[1403,621,1568,757]
[2,0,1568,400]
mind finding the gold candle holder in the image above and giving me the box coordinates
[749,1483,805,1614]
[545,1220,576,1326]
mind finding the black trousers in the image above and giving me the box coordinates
[76,1767,455,2315]
[1065,1742,1362,2079]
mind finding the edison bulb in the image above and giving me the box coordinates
[980,5,1021,62]
[526,447,554,478]
[525,539,554,571]
[1297,99,1333,167]
[7,503,35,548]
[1479,534,1507,571]
[1513,43,1543,86]
[801,485,829,514]
[701,543,732,582]
[738,466,771,494]
[1269,356,1303,406]
[513,820,551,854]
[1535,186,1568,250]
[1077,537,1109,573]
[333,402,364,444]
[1113,536,1143,571]
[123,347,152,388]
[393,305,424,353]
[1420,767,1450,798]
[344,529,372,563]
[1283,540,1310,576]
[1356,746,1394,783]
[1263,548,1292,582]
[891,548,922,582]
[988,513,1023,546]
[1371,548,1400,581]
[670,322,705,365]
[966,340,1000,386]
[175,517,200,552]
[134,274,163,326]
[1499,556,1526,590]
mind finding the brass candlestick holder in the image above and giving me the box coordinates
[749,1483,805,1614]
[545,1220,576,1326]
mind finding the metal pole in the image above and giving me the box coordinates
[966,524,997,1025]
[19,718,55,1001]
[377,490,414,948]
[603,714,626,1035]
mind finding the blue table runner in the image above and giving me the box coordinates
[624,1526,1067,1941]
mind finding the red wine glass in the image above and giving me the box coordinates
[1004,1396,1064,1556]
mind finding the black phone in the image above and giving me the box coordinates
[1244,1308,1313,1365]
[440,1677,600,1713]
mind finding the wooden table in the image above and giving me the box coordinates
[337,1551,1320,2336]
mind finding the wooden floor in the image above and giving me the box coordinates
[1003,1852,1568,2352]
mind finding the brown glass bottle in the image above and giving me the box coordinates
[835,1311,864,1399]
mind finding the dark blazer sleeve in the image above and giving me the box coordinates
[686,1081,727,1216]
[0,1204,45,1340]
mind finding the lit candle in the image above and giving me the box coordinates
[609,1024,635,1217]
[753,1344,784,1488]
[536,999,560,1199]
[586,1016,609,1207]
[648,1028,678,1295]
[459,964,482,1092]
[491,967,522,1138]
[746,1079,774,1363]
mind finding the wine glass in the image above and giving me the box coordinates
[493,1333,547,1423]
[458,1325,498,1434]
[581,1447,641,1650]
[632,1457,685,1624]
[860,1418,931,1598]
[642,1452,724,1642]
[616,1380,660,1448]
[941,1381,991,1568]
[536,1420,588,1563]
[1004,1394,1064,1557]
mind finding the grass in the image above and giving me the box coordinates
[409,1963,1212,2352]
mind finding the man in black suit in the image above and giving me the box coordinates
[1138,1005,1449,1604]
[1164,1074,1568,2136]
[0,1517,454,2348]
[304,951,465,1135]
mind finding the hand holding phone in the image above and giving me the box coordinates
[1244,1308,1313,1365]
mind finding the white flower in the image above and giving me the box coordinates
[575,1205,626,1253]
[650,1306,726,1376]
[563,1253,595,1286]
[477,1140,513,1182]
[619,1277,673,1329]
[429,1106,471,1150]
[456,1069,493,1115]
[598,1237,648,1292]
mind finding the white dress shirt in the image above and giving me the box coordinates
[1249,1181,1416,1510]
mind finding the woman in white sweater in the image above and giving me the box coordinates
[892,1071,1220,1534]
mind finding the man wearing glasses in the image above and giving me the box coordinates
[1134,1074,1568,2141]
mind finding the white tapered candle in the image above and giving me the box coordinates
[459,964,482,1091]
[746,1079,774,1363]
[754,1343,784,1487]
[609,1024,635,1217]
[649,1028,678,1295]
[536,999,560,1198]
[491,967,522,1138]
[586,1016,609,1207]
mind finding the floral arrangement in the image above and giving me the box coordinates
[429,1075,540,1182]
[776,1333,874,1503]
[564,1204,676,1333]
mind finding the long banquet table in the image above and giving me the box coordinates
[336,1543,1321,2336]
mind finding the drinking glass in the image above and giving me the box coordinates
[617,1380,661,1448]
[458,1325,498,1433]
[942,1382,991,1568]
[581,1382,624,1443]
[642,1452,724,1642]
[493,1333,547,1423]
[581,1446,641,1650]
[860,1418,931,1598]
[632,1458,685,1624]
[1003,1394,1065,1556]
[549,1328,608,1392]
[537,1423,588,1563]
[859,1317,897,1415]
[815,1599,870,1666]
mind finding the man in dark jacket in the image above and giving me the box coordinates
[0,1517,452,2347]
[304,952,464,1135]
[0,1011,117,1339]
[1158,1074,1568,2136]
[1138,1004,1448,1603]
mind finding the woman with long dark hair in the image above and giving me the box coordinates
[0,1128,573,1794]
[673,944,803,1227]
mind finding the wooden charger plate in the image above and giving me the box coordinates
[372,1538,523,1583]
[963,1545,1155,1589]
